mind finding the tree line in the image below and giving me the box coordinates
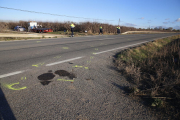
[0,21,179,33]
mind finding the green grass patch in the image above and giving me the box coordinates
[118,36,178,65]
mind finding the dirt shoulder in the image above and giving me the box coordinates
[0,33,65,38]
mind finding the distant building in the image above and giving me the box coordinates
[28,21,42,31]
[28,21,37,30]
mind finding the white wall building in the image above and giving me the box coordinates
[28,21,37,31]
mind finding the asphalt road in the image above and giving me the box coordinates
[0,33,179,120]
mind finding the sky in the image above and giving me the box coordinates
[0,0,180,29]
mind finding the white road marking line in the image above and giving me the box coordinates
[93,41,149,55]
[0,71,25,79]
[46,56,84,66]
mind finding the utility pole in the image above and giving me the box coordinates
[118,18,120,26]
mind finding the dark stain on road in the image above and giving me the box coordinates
[55,70,70,76]
[39,80,52,85]
[54,70,76,79]
[86,78,94,80]
[38,73,55,85]
[38,73,55,80]
[38,70,76,85]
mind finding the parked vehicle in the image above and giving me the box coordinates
[30,28,53,33]
[14,26,26,31]
[28,21,53,33]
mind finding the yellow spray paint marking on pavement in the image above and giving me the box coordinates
[62,47,69,49]
[32,64,38,67]
[73,65,88,69]
[90,56,94,59]
[84,67,89,69]
[32,63,44,67]
[73,65,83,68]
[3,82,27,90]
[54,56,61,58]
[36,41,41,43]
[92,52,96,55]
[95,48,98,50]
[21,77,26,80]
[57,79,74,82]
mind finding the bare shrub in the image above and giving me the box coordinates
[2,20,178,34]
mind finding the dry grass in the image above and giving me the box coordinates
[116,35,180,119]
[0,37,41,41]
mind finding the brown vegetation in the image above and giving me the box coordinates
[0,37,41,41]
[115,35,180,119]
[0,21,179,33]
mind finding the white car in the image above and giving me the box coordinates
[14,26,26,31]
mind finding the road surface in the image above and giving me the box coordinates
[0,33,179,119]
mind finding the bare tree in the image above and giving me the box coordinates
[167,27,173,31]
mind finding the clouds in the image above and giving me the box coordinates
[124,23,137,27]
[173,25,180,30]
[171,18,180,24]
[163,21,171,24]
[162,18,180,24]
[176,18,180,22]
[163,22,169,24]
[147,20,152,23]
[139,17,144,19]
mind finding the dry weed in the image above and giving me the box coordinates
[116,35,180,119]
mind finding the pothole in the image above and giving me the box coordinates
[55,70,70,76]
[37,73,55,85]
[40,81,52,85]
[37,70,76,85]
[38,73,55,80]
[54,70,76,79]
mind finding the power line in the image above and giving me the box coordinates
[0,6,115,21]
